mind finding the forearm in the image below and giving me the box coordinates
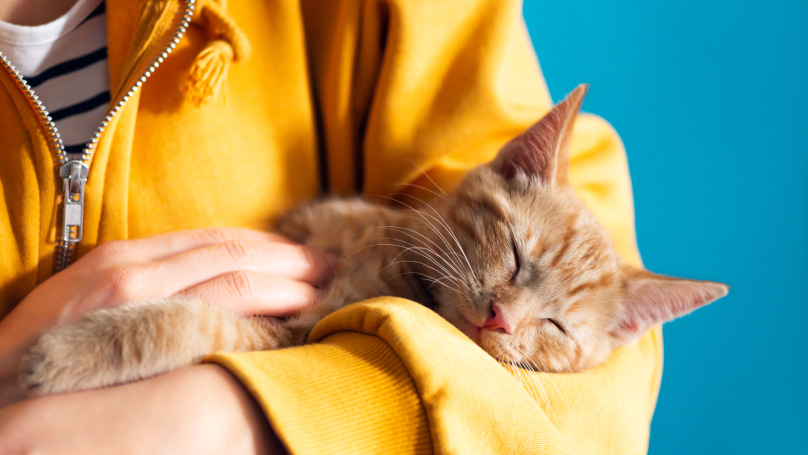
[0,364,285,454]
[0,227,331,408]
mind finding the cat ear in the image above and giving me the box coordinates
[493,84,588,186]
[610,267,729,346]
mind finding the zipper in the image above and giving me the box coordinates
[0,0,196,273]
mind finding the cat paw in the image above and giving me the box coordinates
[19,331,81,396]
[19,319,115,396]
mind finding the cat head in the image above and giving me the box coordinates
[417,85,728,372]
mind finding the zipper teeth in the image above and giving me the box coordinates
[81,0,196,165]
[1,0,196,272]
[0,0,195,166]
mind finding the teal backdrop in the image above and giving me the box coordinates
[523,1,807,453]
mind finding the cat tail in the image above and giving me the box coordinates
[20,297,289,396]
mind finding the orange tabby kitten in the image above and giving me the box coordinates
[20,85,728,395]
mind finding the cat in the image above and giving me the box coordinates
[19,84,728,395]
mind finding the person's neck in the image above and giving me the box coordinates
[0,0,80,26]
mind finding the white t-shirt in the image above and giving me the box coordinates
[0,0,109,157]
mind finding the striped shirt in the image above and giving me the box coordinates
[0,0,110,158]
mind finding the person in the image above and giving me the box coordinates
[0,0,662,453]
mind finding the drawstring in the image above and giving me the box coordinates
[183,0,252,106]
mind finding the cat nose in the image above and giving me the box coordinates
[482,303,514,334]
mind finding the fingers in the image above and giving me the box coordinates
[181,272,319,316]
[92,240,337,308]
[157,240,338,293]
[72,228,337,318]
[89,227,295,265]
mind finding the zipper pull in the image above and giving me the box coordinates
[59,160,89,244]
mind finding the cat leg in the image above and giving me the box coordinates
[20,297,290,396]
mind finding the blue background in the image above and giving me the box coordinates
[523,1,807,453]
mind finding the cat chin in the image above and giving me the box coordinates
[433,305,477,339]
[477,335,515,362]
[443,311,526,363]
[447,314,483,344]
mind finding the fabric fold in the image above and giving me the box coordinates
[208,298,572,454]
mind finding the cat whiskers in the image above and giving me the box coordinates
[502,358,553,417]
[361,236,469,294]
[378,195,477,284]
[382,233,461,279]
[377,237,462,284]
[381,226,469,286]
[512,348,568,419]
[410,198,479,284]
[386,248,470,294]
[510,349,552,414]
[392,270,463,294]
[387,193,479,284]
[391,182,452,204]
[401,159,451,198]
[521,352,568,413]
[358,239,458,287]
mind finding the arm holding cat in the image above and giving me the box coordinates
[0,227,335,407]
[0,364,286,455]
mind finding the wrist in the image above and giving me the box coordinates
[0,311,40,408]
[0,287,69,407]
[190,365,286,455]
[0,344,27,408]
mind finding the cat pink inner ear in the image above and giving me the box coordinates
[611,270,729,345]
[494,84,588,185]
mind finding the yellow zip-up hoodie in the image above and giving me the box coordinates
[0,0,662,453]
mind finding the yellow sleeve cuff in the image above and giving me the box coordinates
[207,298,570,454]
[207,330,432,454]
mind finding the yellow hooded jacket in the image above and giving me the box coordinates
[0,0,662,453]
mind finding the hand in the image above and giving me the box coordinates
[0,364,287,455]
[0,227,337,406]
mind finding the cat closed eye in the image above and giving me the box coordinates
[542,318,567,334]
[510,237,520,281]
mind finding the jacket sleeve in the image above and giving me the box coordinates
[207,298,572,454]
[208,0,662,453]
